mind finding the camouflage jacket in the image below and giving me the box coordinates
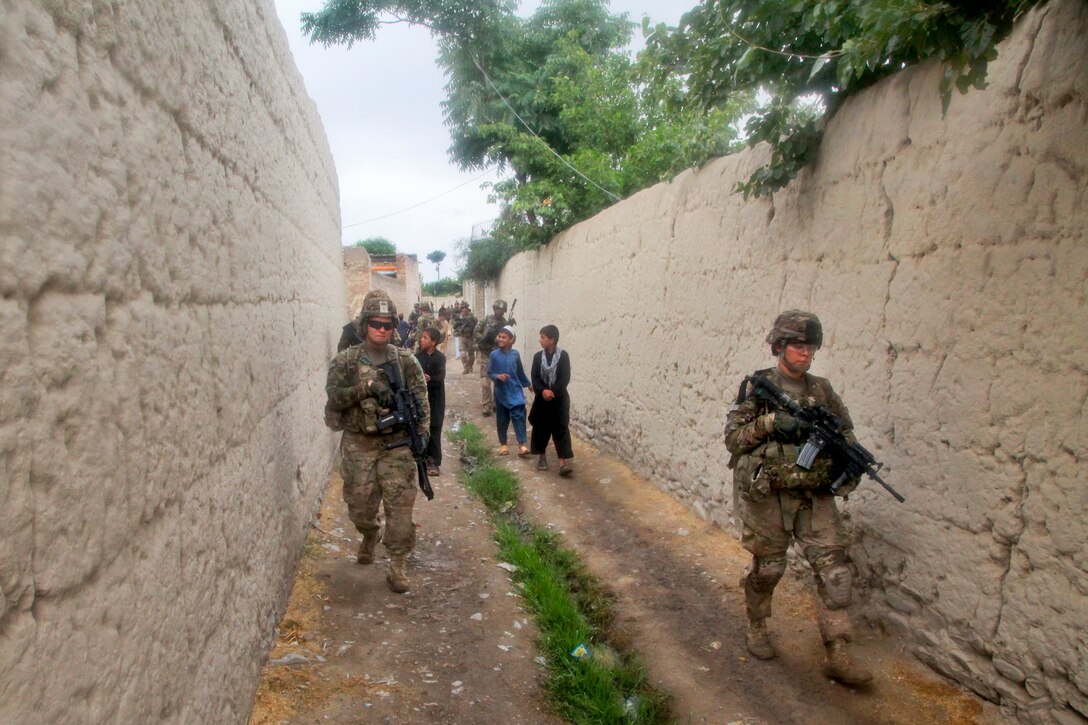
[724,367,856,495]
[325,344,430,436]
[455,313,477,337]
[410,313,437,347]
[474,314,506,353]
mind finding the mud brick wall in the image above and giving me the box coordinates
[0,1,343,722]
[495,1,1087,721]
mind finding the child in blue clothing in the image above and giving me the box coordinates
[488,325,531,457]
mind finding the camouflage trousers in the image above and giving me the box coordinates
[340,432,418,556]
[478,354,493,414]
[739,489,854,642]
[459,336,476,372]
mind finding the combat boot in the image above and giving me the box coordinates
[825,638,872,685]
[745,618,776,660]
[386,555,410,593]
[356,532,380,565]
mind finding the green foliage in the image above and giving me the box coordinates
[641,0,1042,197]
[302,0,747,281]
[355,236,397,255]
[304,0,1036,261]
[448,421,491,462]
[421,277,463,296]
[455,233,519,282]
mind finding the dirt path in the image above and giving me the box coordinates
[251,363,1009,724]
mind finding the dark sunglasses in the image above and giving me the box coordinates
[367,320,396,331]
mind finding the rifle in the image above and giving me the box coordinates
[507,298,517,327]
[746,375,905,503]
[377,360,435,500]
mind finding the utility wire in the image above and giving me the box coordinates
[471,56,622,203]
[342,168,495,229]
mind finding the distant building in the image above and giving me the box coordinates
[342,246,421,318]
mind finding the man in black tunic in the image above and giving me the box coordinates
[415,327,446,476]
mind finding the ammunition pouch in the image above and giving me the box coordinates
[736,440,837,500]
[733,448,771,503]
[340,398,382,435]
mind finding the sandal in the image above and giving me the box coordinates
[426,465,440,477]
[498,444,509,456]
[558,463,573,478]
[517,445,531,458]
[537,456,548,471]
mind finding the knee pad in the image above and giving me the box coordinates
[747,555,787,593]
[814,551,853,609]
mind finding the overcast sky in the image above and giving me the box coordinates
[271,0,695,282]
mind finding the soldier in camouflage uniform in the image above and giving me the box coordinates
[325,290,430,593]
[474,299,508,416]
[457,302,477,374]
[724,310,872,685]
[410,306,437,352]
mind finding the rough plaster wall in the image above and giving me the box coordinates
[496,1,1087,720]
[0,1,343,722]
[399,253,421,309]
[369,270,404,312]
[343,245,372,316]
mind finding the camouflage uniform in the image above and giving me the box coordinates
[457,306,477,374]
[724,310,871,685]
[474,300,508,416]
[325,291,430,592]
[411,311,437,352]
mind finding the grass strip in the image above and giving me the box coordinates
[449,422,669,724]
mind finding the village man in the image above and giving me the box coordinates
[325,290,430,593]
[724,310,873,685]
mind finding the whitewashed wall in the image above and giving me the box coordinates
[0,1,343,721]
[496,2,1087,720]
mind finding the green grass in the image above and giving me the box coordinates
[450,422,670,724]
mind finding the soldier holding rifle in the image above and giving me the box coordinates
[325,290,430,593]
[725,310,880,685]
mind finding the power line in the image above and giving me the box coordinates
[342,168,495,229]
[471,56,622,203]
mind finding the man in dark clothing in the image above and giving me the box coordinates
[337,317,364,352]
[529,324,573,476]
[397,314,411,348]
[415,328,446,476]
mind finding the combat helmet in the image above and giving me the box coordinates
[766,309,823,353]
[492,299,508,314]
[358,290,398,323]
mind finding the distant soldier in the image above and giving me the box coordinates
[474,299,508,416]
[457,302,478,374]
[325,290,430,593]
[724,310,872,685]
[411,306,437,351]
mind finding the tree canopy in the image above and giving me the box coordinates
[640,0,1042,197]
[304,0,746,279]
[310,0,1042,278]
[355,236,397,255]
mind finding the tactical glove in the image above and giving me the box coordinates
[368,379,393,407]
[772,412,808,437]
